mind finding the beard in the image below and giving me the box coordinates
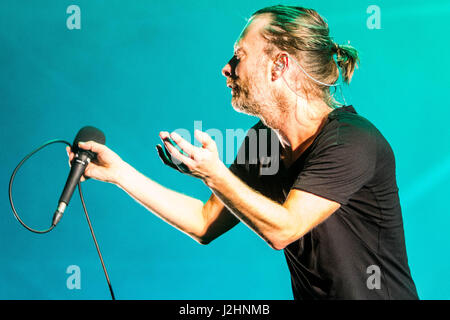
[229,75,290,129]
[230,75,266,116]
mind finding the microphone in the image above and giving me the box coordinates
[52,126,106,226]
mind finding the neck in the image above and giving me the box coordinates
[275,99,333,167]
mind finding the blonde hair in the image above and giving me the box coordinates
[252,5,360,107]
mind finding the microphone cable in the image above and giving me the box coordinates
[8,139,116,300]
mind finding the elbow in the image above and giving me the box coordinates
[266,228,301,251]
[272,243,286,251]
[194,233,215,246]
[197,237,212,245]
[193,223,221,246]
[268,239,288,251]
[266,214,307,250]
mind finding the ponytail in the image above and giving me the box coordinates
[334,43,360,84]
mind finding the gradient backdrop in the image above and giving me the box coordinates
[1,0,449,299]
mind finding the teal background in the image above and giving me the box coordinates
[1,0,449,299]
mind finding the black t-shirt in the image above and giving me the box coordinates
[229,105,418,300]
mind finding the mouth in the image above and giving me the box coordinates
[227,82,238,94]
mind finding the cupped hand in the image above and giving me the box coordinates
[159,130,225,184]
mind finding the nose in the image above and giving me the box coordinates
[222,55,238,78]
[222,63,232,78]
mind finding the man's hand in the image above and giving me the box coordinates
[66,141,125,184]
[159,130,226,185]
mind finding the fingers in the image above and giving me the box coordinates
[156,144,179,170]
[160,131,192,156]
[160,131,205,158]
[169,132,197,158]
[159,129,217,170]
[77,140,107,154]
[159,131,171,141]
[66,146,74,167]
[66,146,88,182]
[163,139,195,168]
[194,129,215,151]
[156,144,192,174]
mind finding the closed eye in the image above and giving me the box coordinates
[230,55,240,65]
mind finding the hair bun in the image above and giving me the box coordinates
[333,42,341,55]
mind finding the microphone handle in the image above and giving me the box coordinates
[59,152,91,204]
[52,152,91,226]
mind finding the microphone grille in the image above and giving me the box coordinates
[73,126,106,149]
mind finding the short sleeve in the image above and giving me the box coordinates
[293,122,377,205]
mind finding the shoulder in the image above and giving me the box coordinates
[304,107,385,179]
[316,107,380,153]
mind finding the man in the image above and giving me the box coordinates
[67,5,418,299]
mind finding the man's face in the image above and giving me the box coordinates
[222,16,274,116]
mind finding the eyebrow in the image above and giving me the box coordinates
[233,45,245,55]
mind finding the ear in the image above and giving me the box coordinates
[271,53,288,81]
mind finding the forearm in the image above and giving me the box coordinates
[206,164,292,249]
[115,162,206,242]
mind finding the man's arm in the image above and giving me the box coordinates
[67,141,239,244]
[116,162,240,244]
[208,165,340,250]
